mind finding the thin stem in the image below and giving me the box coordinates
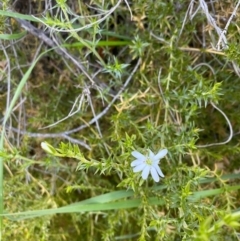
[197,102,233,148]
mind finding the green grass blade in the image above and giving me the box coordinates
[0,48,53,238]
[64,40,131,49]
[0,31,26,40]
[0,10,42,22]
[2,184,240,221]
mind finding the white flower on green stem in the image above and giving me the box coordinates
[131,149,168,182]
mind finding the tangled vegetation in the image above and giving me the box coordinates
[0,0,240,240]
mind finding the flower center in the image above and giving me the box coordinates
[145,158,152,165]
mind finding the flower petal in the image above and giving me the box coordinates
[131,151,146,161]
[141,165,150,180]
[148,149,155,159]
[150,167,160,182]
[153,164,164,178]
[131,159,143,167]
[152,149,168,162]
[133,163,146,172]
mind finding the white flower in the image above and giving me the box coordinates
[131,149,168,182]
